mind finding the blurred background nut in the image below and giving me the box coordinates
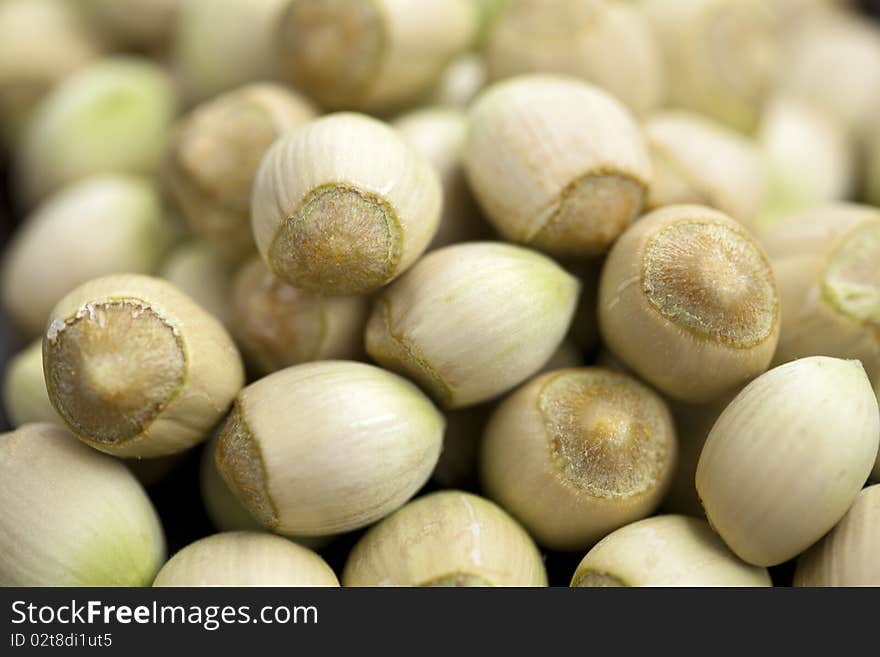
[2,339,58,428]
[276,0,479,112]
[15,57,176,205]
[164,83,317,262]
[158,241,235,330]
[81,0,180,53]
[0,0,100,144]
[231,257,368,376]
[641,0,779,134]
[392,107,491,250]
[644,111,768,226]
[486,0,665,116]
[171,0,288,106]
[1,175,173,338]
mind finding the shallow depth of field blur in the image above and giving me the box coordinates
[1,0,880,588]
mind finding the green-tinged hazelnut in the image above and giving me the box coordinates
[393,107,490,250]
[696,357,880,567]
[3,339,58,427]
[153,532,339,587]
[794,484,880,587]
[570,515,771,587]
[342,491,547,586]
[81,0,179,51]
[215,361,444,536]
[464,75,651,256]
[428,54,487,109]
[0,0,100,143]
[598,204,780,403]
[0,423,165,586]
[642,0,778,133]
[165,83,317,262]
[16,57,176,205]
[760,204,880,481]
[199,437,331,551]
[158,241,235,330]
[779,10,880,137]
[43,274,245,458]
[1,175,173,337]
[757,97,854,227]
[172,0,287,105]
[645,111,767,226]
[366,242,580,408]
[486,0,665,115]
[481,367,677,551]
[231,257,368,376]
[277,0,478,112]
[251,113,442,295]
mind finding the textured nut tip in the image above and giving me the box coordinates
[214,405,278,531]
[540,369,673,499]
[43,300,186,446]
[643,218,778,348]
[268,183,403,296]
[599,205,780,403]
[480,366,676,551]
[532,173,645,255]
